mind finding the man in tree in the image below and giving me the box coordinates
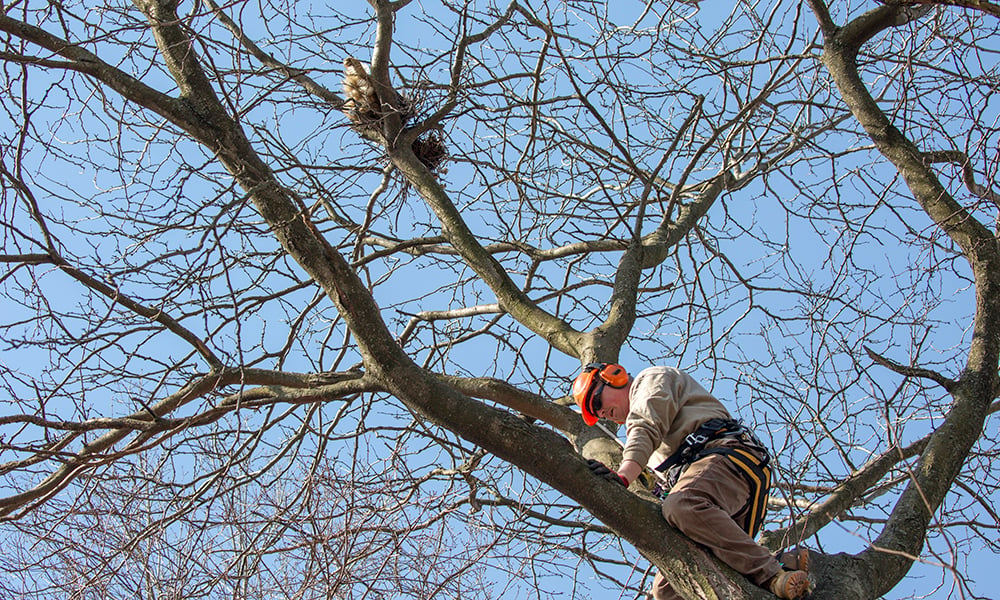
[573,363,813,600]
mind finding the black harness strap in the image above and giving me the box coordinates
[654,418,746,473]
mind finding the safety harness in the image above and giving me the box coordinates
[654,418,772,538]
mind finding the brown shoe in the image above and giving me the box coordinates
[777,548,810,573]
[768,570,812,600]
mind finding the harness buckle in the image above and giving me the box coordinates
[685,431,711,446]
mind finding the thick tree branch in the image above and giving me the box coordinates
[810,2,999,595]
[761,435,930,551]
[0,12,187,123]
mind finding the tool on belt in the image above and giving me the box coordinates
[653,418,772,537]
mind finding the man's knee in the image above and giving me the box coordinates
[660,489,712,529]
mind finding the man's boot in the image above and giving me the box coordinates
[767,570,812,600]
[777,548,810,573]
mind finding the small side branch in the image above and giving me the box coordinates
[923,150,1000,209]
[865,346,956,392]
[905,0,1000,19]
[202,0,343,108]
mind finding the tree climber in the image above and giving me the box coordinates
[573,364,813,600]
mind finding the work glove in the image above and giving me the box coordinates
[587,458,628,487]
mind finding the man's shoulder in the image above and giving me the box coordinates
[632,366,716,402]
[633,365,688,384]
[630,366,688,399]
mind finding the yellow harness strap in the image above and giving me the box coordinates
[702,446,772,537]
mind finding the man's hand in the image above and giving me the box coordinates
[586,459,628,487]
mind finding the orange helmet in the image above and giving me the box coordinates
[572,363,629,426]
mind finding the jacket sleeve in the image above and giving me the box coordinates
[620,371,679,466]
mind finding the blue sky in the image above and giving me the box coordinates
[1,0,997,598]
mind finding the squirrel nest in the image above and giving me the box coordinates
[342,57,447,174]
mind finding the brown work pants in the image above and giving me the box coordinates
[652,438,782,600]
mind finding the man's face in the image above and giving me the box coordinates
[590,383,630,424]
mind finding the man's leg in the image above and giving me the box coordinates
[651,570,682,600]
[660,445,782,587]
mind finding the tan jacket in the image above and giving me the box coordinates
[621,366,731,468]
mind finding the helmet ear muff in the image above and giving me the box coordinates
[586,363,629,388]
